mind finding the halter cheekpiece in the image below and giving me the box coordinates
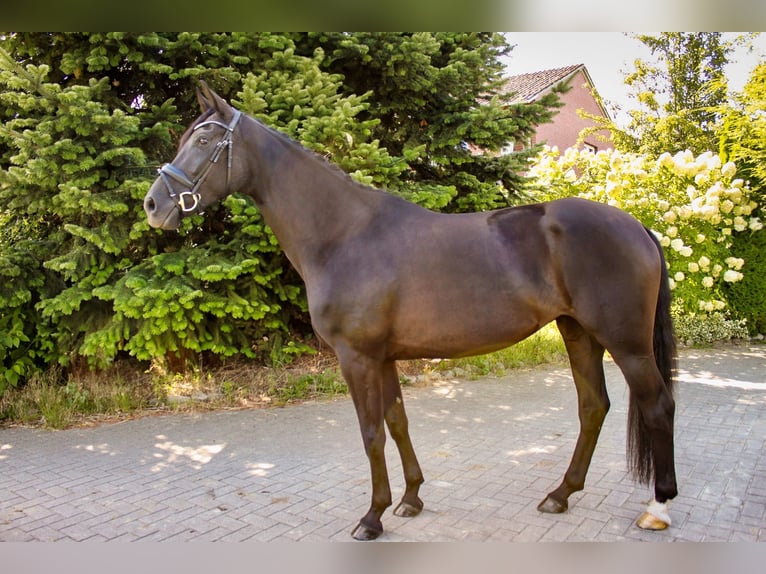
[157,109,242,215]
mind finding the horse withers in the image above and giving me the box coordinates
[144,82,678,540]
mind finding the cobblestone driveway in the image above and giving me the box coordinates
[1,346,764,542]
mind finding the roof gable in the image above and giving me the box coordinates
[501,64,585,103]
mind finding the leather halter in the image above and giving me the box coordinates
[157,109,242,214]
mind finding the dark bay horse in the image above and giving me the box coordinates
[144,82,678,540]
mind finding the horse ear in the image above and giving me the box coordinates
[197,80,233,119]
[196,83,211,112]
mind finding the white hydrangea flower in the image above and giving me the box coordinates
[663,211,677,223]
[723,269,743,283]
[725,257,744,270]
[705,154,722,171]
[721,161,737,179]
[658,152,674,169]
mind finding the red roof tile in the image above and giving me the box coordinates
[501,64,584,103]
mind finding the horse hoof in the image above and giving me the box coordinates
[636,499,671,530]
[636,511,670,531]
[537,495,568,514]
[394,500,423,518]
[351,522,383,541]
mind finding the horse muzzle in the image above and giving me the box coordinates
[144,180,183,230]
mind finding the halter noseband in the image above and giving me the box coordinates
[157,109,242,215]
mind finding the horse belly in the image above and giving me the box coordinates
[387,277,556,360]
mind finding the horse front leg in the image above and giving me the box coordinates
[338,349,393,541]
[382,360,424,518]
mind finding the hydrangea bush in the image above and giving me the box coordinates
[527,147,762,320]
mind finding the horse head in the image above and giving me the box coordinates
[144,81,243,230]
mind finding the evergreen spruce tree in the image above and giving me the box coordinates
[0,32,561,388]
[0,47,150,387]
[102,43,403,371]
[294,32,561,211]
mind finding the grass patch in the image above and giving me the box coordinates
[433,323,568,378]
[0,366,152,430]
[148,352,347,411]
[267,370,348,406]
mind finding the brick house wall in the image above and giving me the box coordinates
[502,64,614,153]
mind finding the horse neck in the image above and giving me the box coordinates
[240,120,384,277]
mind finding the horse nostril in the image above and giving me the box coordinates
[144,196,156,213]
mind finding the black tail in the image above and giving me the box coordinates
[627,228,677,485]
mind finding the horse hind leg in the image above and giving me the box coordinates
[382,360,425,518]
[538,316,609,514]
[612,351,677,530]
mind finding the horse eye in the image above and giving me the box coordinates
[198,136,209,145]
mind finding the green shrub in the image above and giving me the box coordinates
[723,226,766,335]
[673,310,749,346]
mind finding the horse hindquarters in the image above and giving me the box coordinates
[543,202,678,528]
[601,228,678,528]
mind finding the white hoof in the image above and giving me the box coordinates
[636,499,671,530]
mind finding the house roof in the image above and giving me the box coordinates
[499,63,610,120]
[500,64,585,103]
